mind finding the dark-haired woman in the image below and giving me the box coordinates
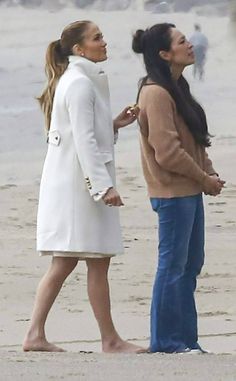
[132,23,225,353]
[23,20,143,353]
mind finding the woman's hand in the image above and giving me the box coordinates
[102,187,124,207]
[113,104,140,132]
[203,174,225,196]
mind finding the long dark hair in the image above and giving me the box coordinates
[38,20,92,130]
[132,23,211,147]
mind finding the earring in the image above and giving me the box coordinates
[81,52,84,56]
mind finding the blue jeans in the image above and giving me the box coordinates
[150,194,205,353]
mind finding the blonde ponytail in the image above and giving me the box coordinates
[37,20,92,131]
[37,40,68,131]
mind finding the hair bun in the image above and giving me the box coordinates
[132,29,145,54]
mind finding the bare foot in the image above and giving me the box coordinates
[103,338,147,354]
[23,337,65,352]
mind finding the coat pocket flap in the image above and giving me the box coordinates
[99,151,113,163]
[47,130,61,146]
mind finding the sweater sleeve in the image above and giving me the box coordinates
[145,87,207,184]
[65,77,113,196]
[204,151,216,175]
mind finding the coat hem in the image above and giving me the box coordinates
[39,250,123,259]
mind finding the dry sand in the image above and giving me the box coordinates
[0,5,236,380]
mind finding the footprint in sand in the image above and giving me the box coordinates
[0,184,17,190]
[8,217,19,221]
[208,201,227,206]
[197,286,219,294]
[199,311,228,317]
[25,222,36,227]
[111,262,123,266]
[122,176,138,184]
[15,224,24,229]
[200,272,231,279]
[67,309,84,313]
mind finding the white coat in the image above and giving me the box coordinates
[37,56,123,255]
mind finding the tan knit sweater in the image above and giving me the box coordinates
[138,84,215,198]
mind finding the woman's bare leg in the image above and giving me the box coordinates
[86,258,145,353]
[23,256,78,352]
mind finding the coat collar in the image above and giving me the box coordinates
[68,56,105,77]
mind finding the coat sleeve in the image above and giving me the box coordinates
[145,87,208,184]
[65,77,113,196]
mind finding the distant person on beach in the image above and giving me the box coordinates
[189,24,208,80]
[23,20,143,353]
[132,23,225,353]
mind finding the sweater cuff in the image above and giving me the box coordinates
[209,172,219,177]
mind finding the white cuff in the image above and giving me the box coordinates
[93,188,109,202]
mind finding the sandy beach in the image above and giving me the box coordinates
[0,4,236,380]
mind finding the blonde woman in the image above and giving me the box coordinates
[23,20,142,353]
